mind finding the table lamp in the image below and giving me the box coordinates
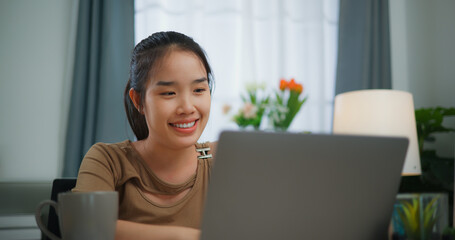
[332,89,421,175]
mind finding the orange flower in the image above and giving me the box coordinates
[293,83,303,94]
[279,78,303,93]
[287,78,297,91]
[279,79,288,91]
[271,78,307,130]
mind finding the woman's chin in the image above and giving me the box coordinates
[171,133,204,148]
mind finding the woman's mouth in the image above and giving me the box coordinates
[169,119,199,134]
[170,120,196,129]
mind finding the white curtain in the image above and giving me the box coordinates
[135,0,339,141]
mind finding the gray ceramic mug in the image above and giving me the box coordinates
[35,191,118,240]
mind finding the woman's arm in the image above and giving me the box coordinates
[77,143,201,239]
[116,220,200,240]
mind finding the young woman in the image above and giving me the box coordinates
[73,31,216,240]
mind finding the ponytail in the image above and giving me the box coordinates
[123,79,148,140]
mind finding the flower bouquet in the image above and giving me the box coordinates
[232,83,269,130]
[268,78,307,131]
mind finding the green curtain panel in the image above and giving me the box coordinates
[63,0,134,177]
[335,0,391,94]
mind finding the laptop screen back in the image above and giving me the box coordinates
[200,131,408,240]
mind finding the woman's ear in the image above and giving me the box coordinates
[129,88,142,113]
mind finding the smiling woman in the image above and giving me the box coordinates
[129,50,211,148]
[72,31,216,240]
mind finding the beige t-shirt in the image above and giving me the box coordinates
[72,140,213,229]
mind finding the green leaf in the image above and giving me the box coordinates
[399,199,420,236]
[275,92,283,105]
[415,107,455,153]
[249,92,257,104]
[423,196,439,235]
[240,95,247,102]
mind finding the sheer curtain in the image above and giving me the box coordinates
[135,0,339,141]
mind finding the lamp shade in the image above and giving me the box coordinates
[332,89,421,175]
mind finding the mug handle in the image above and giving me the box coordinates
[35,200,62,240]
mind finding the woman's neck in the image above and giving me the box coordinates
[132,138,199,184]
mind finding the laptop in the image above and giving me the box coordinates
[200,130,408,240]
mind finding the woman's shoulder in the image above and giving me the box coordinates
[84,140,133,164]
[75,140,133,192]
[88,140,131,153]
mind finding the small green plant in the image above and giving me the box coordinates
[410,106,455,194]
[397,196,440,240]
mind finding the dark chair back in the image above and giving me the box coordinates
[43,178,77,240]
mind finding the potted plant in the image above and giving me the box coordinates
[393,193,448,240]
[400,107,455,190]
[398,106,455,235]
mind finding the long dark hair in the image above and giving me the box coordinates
[124,31,213,140]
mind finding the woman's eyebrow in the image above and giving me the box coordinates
[155,80,174,86]
[155,77,207,87]
[192,77,208,84]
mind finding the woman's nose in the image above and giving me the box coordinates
[176,95,196,114]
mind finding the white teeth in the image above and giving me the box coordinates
[172,121,195,128]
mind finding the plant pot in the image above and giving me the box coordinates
[392,193,449,240]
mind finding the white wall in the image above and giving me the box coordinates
[390,0,455,158]
[0,0,78,181]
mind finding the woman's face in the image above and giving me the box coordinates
[142,50,211,149]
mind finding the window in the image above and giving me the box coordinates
[135,0,339,141]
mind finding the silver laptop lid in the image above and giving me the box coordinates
[201,130,408,240]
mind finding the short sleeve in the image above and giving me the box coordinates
[72,143,117,192]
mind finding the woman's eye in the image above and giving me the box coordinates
[194,88,206,93]
[160,92,175,96]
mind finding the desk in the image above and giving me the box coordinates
[0,214,41,240]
